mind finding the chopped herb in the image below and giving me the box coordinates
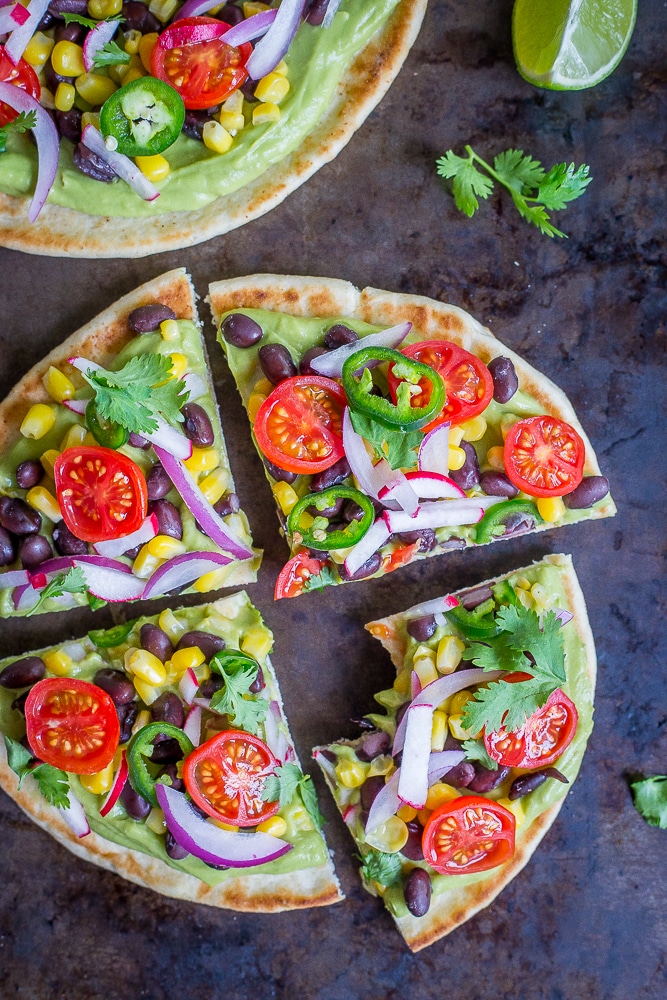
[349,409,422,470]
[92,41,131,69]
[0,111,37,154]
[80,353,189,436]
[262,762,325,829]
[63,12,123,29]
[88,620,137,648]
[27,566,88,617]
[3,735,70,809]
[436,145,591,238]
[357,849,403,887]
[630,775,667,830]
[302,565,338,593]
[87,595,108,611]
[461,737,498,771]
[209,650,267,734]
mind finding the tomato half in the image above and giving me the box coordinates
[504,415,585,498]
[25,677,120,774]
[387,341,493,429]
[0,46,40,127]
[484,688,578,769]
[274,552,324,600]
[255,375,347,474]
[150,17,252,110]
[422,795,515,875]
[53,446,148,544]
[183,730,280,827]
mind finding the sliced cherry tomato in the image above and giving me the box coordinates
[183,729,280,827]
[255,375,347,474]
[274,552,324,600]
[484,688,578,769]
[387,341,493,430]
[504,415,585,498]
[422,795,515,875]
[53,446,148,544]
[383,542,419,573]
[25,677,120,774]
[150,17,252,110]
[0,46,40,127]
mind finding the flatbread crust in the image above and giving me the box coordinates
[0,0,426,258]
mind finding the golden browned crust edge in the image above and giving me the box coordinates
[0,0,427,258]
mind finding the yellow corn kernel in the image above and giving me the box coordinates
[516,575,532,590]
[127,648,167,685]
[75,72,117,106]
[80,111,100,132]
[193,566,231,593]
[257,815,288,837]
[254,73,290,105]
[82,431,99,447]
[207,817,240,833]
[393,670,411,695]
[202,120,233,154]
[121,65,145,85]
[394,805,416,826]
[171,646,206,674]
[244,1,270,15]
[253,377,274,395]
[369,754,394,777]
[139,32,159,71]
[425,783,460,810]
[430,710,449,752]
[252,102,281,125]
[26,486,61,522]
[273,59,288,77]
[39,448,59,478]
[147,534,187,560]
[107,52,143,84]
[272,481,299,515]
[166,352,187,380]
[412,646,438,687]
[131,709,151,737]
[449,690,474,715]
[500,413,519,441]
[44,650,72,676]
[149,0,178,21]
[417,808,432,827]
[365,815,408,854]
[335,758,368,789]
[199,468,229,505]
[43,367,75,405]
[218,109,245,133]
[241,626,272,662]
[80,761,115,795]
[157,319,179,343]
[88,0,122,16]
[133,677,161,705]
[22,31,55,68]
[448,714,474,740]
[530,582,552,611]
[449,425,465,447]
[516,586,533,610]
[448,445,466,471]
[184,446,219,473]
[132,544,163,579]
[143,807,166,834]
[39,86,56,111]
[247,392,267,422]
[290,804,314,831]
[52,41,85,77]
[135,153,170,182]
[460,415,488,442]
[20,404,56,440]
[497,796,526,827]
[537,495,566,523]
[159,608,186,641]
[123,29,142,55]
[436,634,465,675]
[60,422,87,450]
[486,445,506,471]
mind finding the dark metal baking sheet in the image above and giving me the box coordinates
[0,1,665,997]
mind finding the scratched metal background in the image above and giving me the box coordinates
[0,1,665,997]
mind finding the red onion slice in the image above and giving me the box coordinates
[58,787,90,838]
[13,582,39,611]
[310,322,412,379]
[183,705,202,747]
[383,499,490,533]
[427,750,466,786]
[403,594,460,619]
[343,516,390,578]
[93,514,158,557]
[418,422,451,477]
[0,568,30,589]
[99,752,128,817]
[32,554,133,577]
[178,666,199,706]
[63,397,88,415]
[83,17,118,72]
[0,82,59,221]
[142,550,232,600]
[81,124,160,202]
[153,446,254,560]
[322,0,342,28]
[4,0,49,62]
[410,670,421,701]
[397,704,434,808]
[75,560,145,601]
[365,768,401,835]
[246,0,303,80]
[554,608,574,626]
[156,783,292,867]
[220,7,277,46]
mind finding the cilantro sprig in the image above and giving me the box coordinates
[27,566,88,617]
[80,354,189,436]
[262,762,324,829]
[0,111,37,154]
[436,145,591,238]
[63,12,124,29]
[349,409,422,470]
[630,776,667,830]
[357,849,403,887]
[209,650,268,734]
[302,564,338,593]
[4,736,71,810]
[92,41,131,69]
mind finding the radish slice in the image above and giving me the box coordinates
[81,124,160,202]
[178,667,199,706]
[63,397,88,415]
[153,446,253,560]
[0,569,30,589]
[418,422,451,477]
[383,499,490,534]
[142,550,232,600]
[263,700,289,762]
[365,768,401,834]
[220,7,277,46]
[427,750,466,786]
[312,747,336,780]
[93,514,158,557]
[100,752,128,817]
[396,470,466,501]
[343,516,390,578]
[403,594,460,619]
[342,802,359,826]
[309,322,412,379]
[181,372,207,401]
[83,16,118,72]
[183,705,202,747]
[0,83,59,221]
[398,704,434,809]
[75,560,145,602]
[246,0,302,80]
[342,407,415,506]
[4,0,49,62]
[156,783,292,867]
[58,787,90,838]
[0,4,29,32]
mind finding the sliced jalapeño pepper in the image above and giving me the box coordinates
[474,499,542,545]
[85,399,129,450]
[100,76,185,157]
[445,599,501,640]
[286,485,374,551]
[88,619,137,648]
[126,722,194,807]
[341,347,446,430]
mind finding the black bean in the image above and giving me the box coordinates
[359,775,385,811]
[44,62,68,93]
[159,762,184,793]
[441,538,467,552]
[263,458,297,484]
[11,691,29,715]
[128,432,150,450]
[324,323,358,349]
[151,692,185,729]
[54,22,83,43]
[182,110,208,141]
[148,500,182,540]
[176,630,225,661]
[165,830,189,859]
[150,735,185,764]
[121,0,152,30]
[403,868,431,917]
[0,498,41,535]
[304,0,329,23]
[458,585,493,610]
[478,470,518,498]
[117,702,139,744]
[128,303,177,334]
[337,551,382,581]
[406,615,437,642]
[220,312,264,348]
[213,492,240,518]
[20,534,52,569]
[467,761,510,793]
[310,457,351,492]
[395,701,410,730]
[356,730,391,762]
[503,512,536,536]
[94,668,136,706]
[563,475,610,510]
[401,821,425,861]
[488,356,519,403]
[182,403,214,448]
[16,460,43,490]
[448,441,480,491]
[73,143,116,183]
[198,675,224,699]
[219,2,243,24]
[440,761,475,788]
[123,544,142,560]
[121,783,151,820]
[443,732,464,751]
[299,346,328,375]
[308,496,344,519]
[240,78,258,102]
[52,520,88,556]
[0,527,16,566]
[140,623,174,663]
[55,108,82,144]
[37,11,56,28]
[249,666,265,694]
[0,656,46,689]
[146,463,172,501]
[509,767,568,800]
[48,0,87,14]
[397,528,437,552]
[258,344,297,385]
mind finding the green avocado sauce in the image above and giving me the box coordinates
[0,594,329,885]
[0,0,399,216]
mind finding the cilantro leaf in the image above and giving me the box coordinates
[302,564,338,593]
[357,849,403,887]
[209,651,267,734]
[81,354,189,435]
[493,148,545,191]
[536,162,592,210]
[0,110,37,154]
[3,736,70,809]
[27,566,88,617]
[436,149,493,216]
[3,734,33,776]
[63,12,123,29]
[262,763,325,829]
[461,632,529,673]
[630,775,667,829]
[463,675,554,735]
[92,40,130,69]
[298,773,325,829]
[496,605,566,684]
[349,409,422,470]
[461,737,498,770]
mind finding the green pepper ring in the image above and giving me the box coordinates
[126,721,194,808]
[100,77,186,157]
[286,485,374,551]
[341,347,446,430]
[85,399,129,450]
[444,600,501,640]
[474,499,543,545]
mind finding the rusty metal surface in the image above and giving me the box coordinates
[0,1,666,996]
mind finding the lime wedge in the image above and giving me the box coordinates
[512,0,638,90]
